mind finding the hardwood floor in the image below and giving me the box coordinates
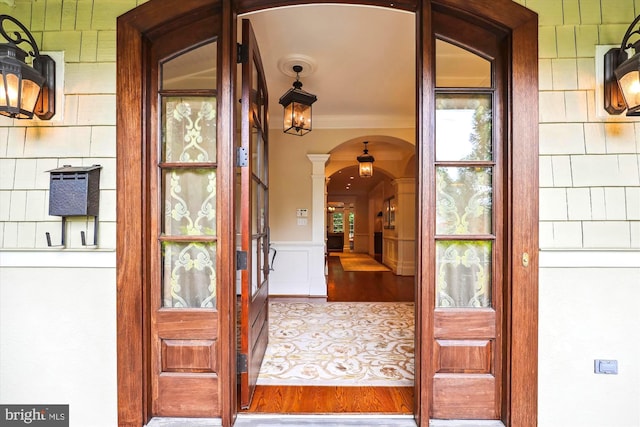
[245,385,414,414]
[326,255,415,302]
[243,253,415,414]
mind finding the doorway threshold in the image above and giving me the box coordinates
[145,418,221,427]
[430,421,505,427]
[235,414,416,426]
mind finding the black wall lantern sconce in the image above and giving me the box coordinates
[279,65,317,136]
[357,141,375,178]
[0,15,55,120]
[604,14,640,116]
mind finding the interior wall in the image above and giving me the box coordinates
[268,128,414,242]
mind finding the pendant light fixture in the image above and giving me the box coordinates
[0,15,56,120]
[357,141,375,178]
[279,65,317,136]
[604,14,640,116]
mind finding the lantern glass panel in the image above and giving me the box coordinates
[0,74,7,108]
[4,73,18,107]
[359,162,373,177]
[20,77,42,115]
[284,101,312,135]
[618,69,640,113]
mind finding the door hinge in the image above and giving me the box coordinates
[236,146,248,167]
[237,353,248,373]
[236,43,247,64]
[236,250,247,271]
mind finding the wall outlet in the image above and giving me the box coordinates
[594,359,618,375]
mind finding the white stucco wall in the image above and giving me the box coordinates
[538,255,640,427]
[0,253,117,427]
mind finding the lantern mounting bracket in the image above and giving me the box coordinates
[0,14,42,58]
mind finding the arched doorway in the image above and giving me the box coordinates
[116,1,538,426]
[325,137,416,275]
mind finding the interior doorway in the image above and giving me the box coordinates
[324,138,417,276]
[237,5,419,411]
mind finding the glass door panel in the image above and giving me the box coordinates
[435,91,495,308]
[435,39,491,88]
[162,97,217,163]
[436,166,492,235]
[435,94,492,162]
[435,240,492,308]
[162,169,217,236]
[159,41,218,311]
[162,241,217,308]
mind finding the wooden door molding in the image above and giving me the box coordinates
[116,1,537,426]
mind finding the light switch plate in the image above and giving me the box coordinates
[594,359,618,375]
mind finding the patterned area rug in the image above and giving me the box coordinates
[330,253,391,272]
[257,301,414,386]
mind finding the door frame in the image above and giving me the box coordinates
[116,1,538,426]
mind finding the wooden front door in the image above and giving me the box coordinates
[238,18,270,410]
[147,13,222,418]
[415,2,539,426]
[428,10,507,419]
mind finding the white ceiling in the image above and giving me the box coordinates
[240,4,417,130]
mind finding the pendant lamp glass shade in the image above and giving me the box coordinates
[357,141,375,178]
[279,65,317,136]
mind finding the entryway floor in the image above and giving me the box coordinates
[146,415,506,426]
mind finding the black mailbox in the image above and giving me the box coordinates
[48,165,102,216]
[46,165,102,247]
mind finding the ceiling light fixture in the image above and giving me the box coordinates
[0,15,55,120]
[357,141,375,178]
[279,64,317,136]
[604,14,640,116]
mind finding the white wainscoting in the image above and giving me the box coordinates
[268,241,327,297]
